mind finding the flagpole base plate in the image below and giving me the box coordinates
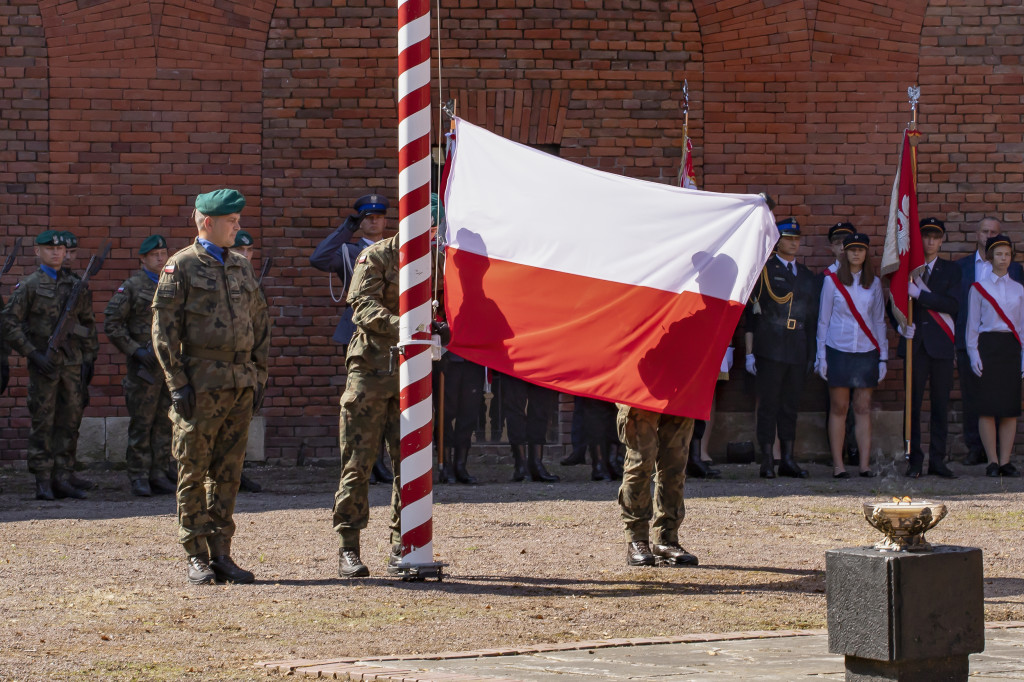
[387,561,446,582]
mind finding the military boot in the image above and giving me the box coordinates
[759,442,776,479]
[131,478,152,497]
[436,448,455,484]
[339,547,369,578]
[509,443,527,482]
[148,471,176,495]
[686,438,721,479]
[652,542,699,566]
[386,544,404,575]
[35,477,55,501]
[210,555,255,584]
[453,446,477,484]
[626,541,656,566]
[777,440,808,478]
[69,472,94,491]
[52,472,87,499]
[559,444,587,466]
[186,554,216,585]
[239,472,262,493]
[607,443,624,479]
[590,444,611,481]
[527,444,559,482]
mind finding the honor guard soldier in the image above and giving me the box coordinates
[617,406,699,567]
[893,218,961,478]
[2,230,99,500]
[152,189,270,585]
[104,234,177,497]
[745,218,819,479]
[311,193,395,485]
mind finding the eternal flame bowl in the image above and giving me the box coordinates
[862,498,947,552]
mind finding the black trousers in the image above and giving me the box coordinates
[437,357,485,449]
[755,357,806,445]
[955,349,982,451]
[577,396,617,446]
[908,349,954,466]
[501,373,556,445]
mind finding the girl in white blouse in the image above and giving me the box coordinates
[966,234,1024,478]
[816,233,888,478]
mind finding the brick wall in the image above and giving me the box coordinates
[1,0,1022,465]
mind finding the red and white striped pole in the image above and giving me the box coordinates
[397,0,435,567]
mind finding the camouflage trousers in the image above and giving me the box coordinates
[123,369,173,480]
[332,370,401,548]
[26,363,85,478]
[616,405,694,544]
[171,387,254,557]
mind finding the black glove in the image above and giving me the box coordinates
[170,384,196,421]
[27,350,55,375]
[253,385,265,412]
[133,347,160,373]
[1,363,9,395]
[431,320,451,346]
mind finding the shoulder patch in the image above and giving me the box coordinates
[164,264,175,273]
[14,282,21,289]
[357,254,368,263]
[117,286,125,292]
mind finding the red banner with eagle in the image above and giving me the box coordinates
[881,128,925,327]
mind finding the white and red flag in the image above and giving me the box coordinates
[441,119,777,419]
[881,128,925,327]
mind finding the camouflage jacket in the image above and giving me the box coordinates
[104,269,158,358]
[1,268,98,366]
[346,235,400,372]
[151,242,270,393]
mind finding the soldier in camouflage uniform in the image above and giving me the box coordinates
[152,189,270,586]
[1,230,98,501]
[616,405,699,568]
[104,234,176,497]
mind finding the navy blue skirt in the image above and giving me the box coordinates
[976,332,1022,418]
[826,345,880,388]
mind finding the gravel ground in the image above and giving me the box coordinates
[0,456,1021,681]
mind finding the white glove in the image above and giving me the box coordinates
[878,362,887,382]
[908,280,921,299]
[745,353,757,376]
[816,357,827,381]
[970,353,983,377]
[900,323,915,339]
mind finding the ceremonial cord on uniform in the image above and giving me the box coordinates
[754,266,794,321]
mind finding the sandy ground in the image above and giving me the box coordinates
[0,456,1021,681]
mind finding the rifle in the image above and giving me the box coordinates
[1,238,23,279]
[258,255,273,287]
[45,239,111,362]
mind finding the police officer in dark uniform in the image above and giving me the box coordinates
[310,194,394,485]
[745,218,819,479]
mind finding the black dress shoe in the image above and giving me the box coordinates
[131,478,152,497]
[339,547,369,578]
[372,460,394,484]
[186,554,215,585]
[833,471,850,479]
[904,464,922,479]
[652,542,699,566]
[928,463,958,479]
[999,463,1022,478]
[626,541,656,567]
[986,462,1001,477]
[686,457,721,479]
[35,479,55,501]
[210,555,255,584]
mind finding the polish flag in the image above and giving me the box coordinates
[881,128,925,328]
[441,119,778,419]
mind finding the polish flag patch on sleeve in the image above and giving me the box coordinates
[357,254,367,263]
[164,264,175,274]
[117,286,125,292]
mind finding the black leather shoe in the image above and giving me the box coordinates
[372,459,394,484]
[35,479,55,501]
[962,449,987,466]
[777,441,808,478]
[52,474,87,499]
[210,555,255,584]
[686,457,721,479]
[510,444,527,482]
[999,463,1022,478]
[606,445,624,479]
[527,444,559,482]
[186,554,215,585]
[986,462,1001,477]
[928,462,958,479]
[904,464,922,479]
[131,478,152,497]
[69,473,94,490]
[833,470,850,479]
[238,472,262,493]
[560,446,587,466]
[339,547,369,578]
[453,447,477,484]
[626,541,656,567]
[652,542,699,566]
[148,472,176,495]
[386,544,404,575]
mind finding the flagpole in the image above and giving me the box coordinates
[904,86,921,458]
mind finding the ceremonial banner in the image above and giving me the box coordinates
[442,118,777,419]
[678,135,697,189]
[881,128,925,327]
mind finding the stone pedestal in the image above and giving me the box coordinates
[826,546,984,682]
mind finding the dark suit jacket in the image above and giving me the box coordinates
[890,258,961,361]
[954,253,1024,349]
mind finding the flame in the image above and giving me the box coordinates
[890,496,912,504]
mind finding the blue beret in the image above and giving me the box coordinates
[986,234,1013,254]
[195,188,246,216]
[61,231,78,248]
[234,230,254,247]
[36,230,65,246]
[140,234,167,255]
[777,218,800,237]
[843,233,870,250]
[354,193,389,216]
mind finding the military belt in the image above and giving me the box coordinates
[184,345,249,364]
[768,318,804,331]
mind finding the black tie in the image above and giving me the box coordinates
[789,262,796,277]
[922,266,931,286]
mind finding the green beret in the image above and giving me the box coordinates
[233,230,254,247]
[195,188,246,216]
[61,231,78,248]
[139,234,167,255]
[36,230,65,246]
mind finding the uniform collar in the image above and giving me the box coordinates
[142,267,159,283]
[196,238,226,264]
[40,264,59,280]
[988,270,1008,284]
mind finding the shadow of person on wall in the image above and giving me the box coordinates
[446,228,513,360]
